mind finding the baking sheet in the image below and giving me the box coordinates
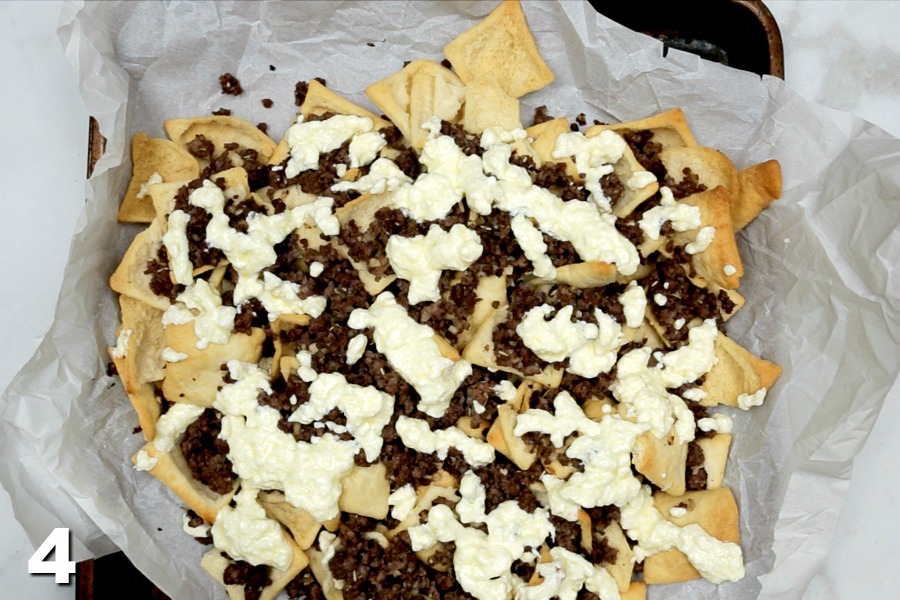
[1,1,898,599]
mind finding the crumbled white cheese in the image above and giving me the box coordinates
[674,318,686,330]
[386,223,483,304]
[233,271,326,320]
[669,506,688,519]
[211,487,293,571]
[682,387,708,402]
[309,261,324,277]
[619,281,647,329]
[388,484,417,521]
[348,131,386,168]
[551,129,626,212]
[698,412,734,434]
[345,333,367,366]
[162,279,236,349]
[493,380,517,402]
[110,328,132,359]
[516,304,624,378]
[517,547,621,600]
[723,263,738,276]
[626,169,657,190]
[152,403,206,452]
[653,293,667,307]
[639,187,702,241]
[510,214,556,279]
[285,114,375,177]
[331,157,412,195]
[133,449,158,471]
[161,346,188,363]
[289,372,394,462]
[136,171,163,198]
[737,387,767,410]
[295,350,317,383]
[348,292,472,418]
[685,226,716,255]
[395,416,495,467]
[182,513,210,538]
[621,486,745,584]
[515,393,647,518]
[163,210,194,285]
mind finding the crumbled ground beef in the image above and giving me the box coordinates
[212,107,232,116]
[295,77,326,107]
[223,559,270,600]
[686,441,708,490]
[532,105,553,125]
[219,73,244,96]
[180,410,236,495]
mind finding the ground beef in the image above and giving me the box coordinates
[294,77,326,107]
[179,410,237,495]
[472,459,543,514]
[623,129,665,181]
[285,568,326,600]
[218,73,243,96]
[329,516,474,600]
[440,120,482,156]
[212,107,232,116]
[186,134,215,159]
[261,98,274,108]
[145,245,180,301]
[686,441,708,490]
[223,560,270,600]
[532,105,553,125]
[665,167,707,199]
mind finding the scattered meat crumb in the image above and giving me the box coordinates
[218,72,243,96]
[212,107,232,116]
[261,98,274,108]
[256,123,268,134]
[269,64,276,71]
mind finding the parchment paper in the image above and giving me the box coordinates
[1,1,898,599]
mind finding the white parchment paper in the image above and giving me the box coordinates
[1,1,898,599]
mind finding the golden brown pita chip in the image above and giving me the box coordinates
[258,490,322,550]
[119,133,200,223]
[134,442,237,525]
[300,79,392,129]
[109,217,171,312]
[444,0,554,98]
[598,520,635,593]
[162,323,266,406]
[675,185,744,289]
[110,296,166,392]
[632,429,688,496]
[700,333,781,408]
[733,159,782,231]
[643,487,741,584]
[165,116,277,164]
[585,108,698,149]
[698,433,732,490]
[462,71,522,134]
[339,463,390,519]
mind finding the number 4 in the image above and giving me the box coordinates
[28,528,76,584]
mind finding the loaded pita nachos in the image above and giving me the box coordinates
[108,1,783,598]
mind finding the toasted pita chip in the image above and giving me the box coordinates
[366,60,463,148]
[643,487,740,584]
[444,0,554,98]
[659,146,739,208]
[700,333,781,407]
[487,404,537,470]
[116,380,161,442]
[697,433,732,490]
[110,296,166,392]
[109,217,172,311]
[339,463,390,519]
[622,581,647,600]
[334,193,397,294]
[162,323,266,406]
[301,79,392,129]
[585,108,698,150]
[598,520,635,593]
[540,261,618,288]
[258,490,322,550]
[201,541,308,600]
[120,133,200,223]
[733,159,782,231]
[165,116,276,164]
[632,429,688,496]
[527,118,574,172]
[306,545,345,600]
[134,442,237,524]
[675,186,744,289]
[462,70,522,134]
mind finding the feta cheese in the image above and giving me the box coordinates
[163,210,193,285]
[685,226,716,255]
[493,380,517,402]
[552,129,626,212]
[133,449,158,471]
[737,387,767,410]
[348,131,386,168]
[395,416,495,467]
[388,484,417,521]
[211,487,293,570]
[163,279,236,349]
[723,263,738,276]
[285,114,375,177]
[153,403,206,452]
[345,333,367,366]
[182,513,210,538]
[161,347,188,363]
[653,293,667,307]
[110,328,132,359]
[698,412,734,434]
[626,169,657,190]
[386,223,483,304]
[510,214,556,279]
[619,281,647,329]
[309,261,324,277]
[136,171,163,198]
[638,187,702,241]
[348,292,472,418]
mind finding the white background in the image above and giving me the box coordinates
[1,1,898,598]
